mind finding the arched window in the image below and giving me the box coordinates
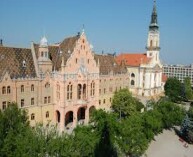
[21,85,24,92]
[31,84,34,91]
[45,82,50,88]
[77,84,82,99]
[150,40,153,48]
[2,86,6,94]
[48,96,51,103]
[131,80,135,86]
[131,73,135,78]
[46,111,49,118]
[31,113,35,120]
[67,83,73,100]
[7,86,11,94]
[103,99,106,104]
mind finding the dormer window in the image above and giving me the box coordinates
[22,60,26,67]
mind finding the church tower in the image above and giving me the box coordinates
[146,0,160,63]
[38,36,52,73]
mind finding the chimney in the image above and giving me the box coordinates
[0,39,2,46]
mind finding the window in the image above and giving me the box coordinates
[2,86,6,94]
[131,80,135,86]
[103,99,106,104]
[76,58,78,64]
[23,60,26,67]
[45,82,50,88]
[90,81,95,96]
[31,84,34,91]
[131,73,135,78]
[21,99,24,107]
[99,89,101,95]
[44,97,47,104]
[88,59,89,64]
[104,88,106,94]
[48,96,51,103]
[67,83,73,100]
[99,100,101,105]
[7,86,11,94]
[77,84,82,99]
[21,85,24,92]
[46,111,49,118]
[110,98,112,102]
[31,98,34,105]
[2,101,6,110]
[31,113,35,120]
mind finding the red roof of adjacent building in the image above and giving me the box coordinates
[162,74,168,82]
[116,53,151,67]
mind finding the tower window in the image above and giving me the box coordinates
[131,80,135,86]
[150,40,153,48]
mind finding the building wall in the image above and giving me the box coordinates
[163,64,193,86]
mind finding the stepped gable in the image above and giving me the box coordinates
[116,53,151,67]
[33,35,80,71]
[0,46,36,79]
[94,54,127,75]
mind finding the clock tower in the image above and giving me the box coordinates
[146,0,160,63]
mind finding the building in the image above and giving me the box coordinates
[0,1,162,130]
[116,0,163,97]
[163,64,193,86]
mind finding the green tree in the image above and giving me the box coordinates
[156,101,185,128]
[184,77,193,100]
[142,110,163,141]
[0,103,32,157]
[91,110,120,157]
[118,114,148,157]
[164,77,183,102]
[112,88,138,118]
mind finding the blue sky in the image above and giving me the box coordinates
[0,0,193,65]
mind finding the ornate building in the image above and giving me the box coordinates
[0,1,163,130]
[0,32,129,131]
[116,0,163,97]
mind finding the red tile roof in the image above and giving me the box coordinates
[116,53,151,67]
[162,74,168,82]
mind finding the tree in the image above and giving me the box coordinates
[156,101,185,128]
[164,77,183,102]
[184,77,193,100]
[90,110,120,157]
[112,88,138,118]
[118,114,148,157]
[142,110,163,141]
[0,103,32,156]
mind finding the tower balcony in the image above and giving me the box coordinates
[146,46,160,51]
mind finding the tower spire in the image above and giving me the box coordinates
[149,0,159,31]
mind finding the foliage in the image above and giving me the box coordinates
[142,110,163,141]
[164,77,183,102]
[91,110,120,157]
[155,101,185,128]
[118,114,148,156]
[180,114,193,143]
[184,77,193,100]
[112,88,138,118]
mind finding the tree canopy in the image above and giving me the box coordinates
[164,77,183,102]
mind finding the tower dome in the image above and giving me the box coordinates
[40,36,48,47]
